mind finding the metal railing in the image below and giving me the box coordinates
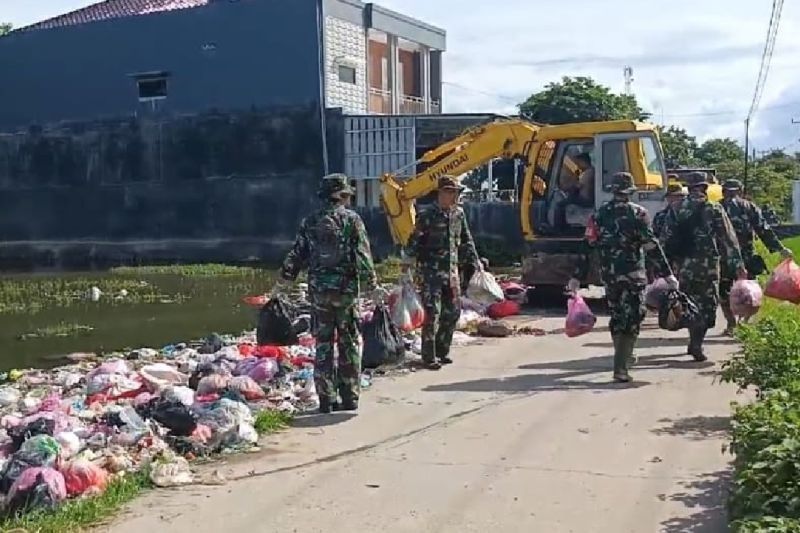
[368,88,391,114]
[368,88,441,115]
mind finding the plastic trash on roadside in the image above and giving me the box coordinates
[730,279,763,319]
[162,386,196,407]
[6,467,67,513]
[486,300,521,319]
[467,268,505,305]
[257,297,299,346]
[195,374,231,396]
[390,273,425,332]
[565,295,596,338]
[150,454,193,488]
[765,258,800,303]
[229,376,266,401]
[0,388,21,407]
[61,459,108,497]
[140,363,187,390]
[55,432,81,459]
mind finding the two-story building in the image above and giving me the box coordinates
[0,0,445,128]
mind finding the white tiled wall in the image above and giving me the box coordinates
[324,16,367,114]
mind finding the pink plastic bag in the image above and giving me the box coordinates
[390,273,425,332]
[765,259,800,303]
[7,467,67,510]
[61,459,108,497]
[196,374,231,395]
[565,295,596,338]
[229,376,266,401]
[730,279,763,318]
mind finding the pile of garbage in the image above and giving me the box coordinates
[0,328,319,516]
[0,270,526,517]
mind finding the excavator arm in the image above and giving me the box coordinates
[380,119,547,246]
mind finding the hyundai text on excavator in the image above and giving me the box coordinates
[379,118,670,288]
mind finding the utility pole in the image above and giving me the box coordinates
[744,118,750,193]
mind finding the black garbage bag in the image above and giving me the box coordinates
[362,304,406,369]
[658,290,704,331]
[0,451,46,493]
[8,417,56,452]
[198,333,224,355]
[257,297,298,346]
[137,398,197,437]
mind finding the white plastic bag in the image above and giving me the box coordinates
[466,268,504,305]
[390,273,425,332]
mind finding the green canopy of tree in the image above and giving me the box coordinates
[715,152,800,219]
[0,23,12,36]
[696,138,744,167]
[658,126,698,168]
[518,76,649,125]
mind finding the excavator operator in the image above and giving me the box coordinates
[555,152,595,230]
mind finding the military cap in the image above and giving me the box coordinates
[666,183,688,196]
[685,171,709,188]
[723,179,743,191]
[610,172,637,194]
[318,173,355,198]
[437,175,464,191]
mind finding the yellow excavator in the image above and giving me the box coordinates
[380,118,671,288]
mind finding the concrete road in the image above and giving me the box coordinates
[107,312,738,533]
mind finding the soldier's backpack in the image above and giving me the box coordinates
[664,203,705,261]
[313,210,352,270]
[658,290,704,331]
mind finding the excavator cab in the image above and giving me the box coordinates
[522,126,668,286]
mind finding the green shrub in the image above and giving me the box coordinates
[722,308,800,395]
[729,383,800,519]
[733,516,800,533]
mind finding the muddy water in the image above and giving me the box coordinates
[0,271,276,371]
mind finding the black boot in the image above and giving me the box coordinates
[688,327,708,362]
[319,396,335,414]
[339,388,359,411]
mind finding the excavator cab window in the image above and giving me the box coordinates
[600,139,631,192]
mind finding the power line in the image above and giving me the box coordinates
[442,81,520,104]
[747,0,784,121]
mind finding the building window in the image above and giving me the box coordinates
[338,65,356,84]
[133,72,169,101]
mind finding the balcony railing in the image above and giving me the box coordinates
[368,88,441,115]
[368,88,391,114]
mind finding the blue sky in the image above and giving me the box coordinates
[4,0,800,150]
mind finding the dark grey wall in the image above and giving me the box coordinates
[0,106,342,270]
[0,0,322,129]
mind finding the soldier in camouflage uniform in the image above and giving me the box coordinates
[652,183,687,244]
[569,173,677,383]
[719,178,791,334]
[662,172,745,361]
[406,176,480,370]
[279,174,378,413]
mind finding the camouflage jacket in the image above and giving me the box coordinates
[662,194,743,281]
[721,197,783,259]
[280,204,377,296]
[652,206,678,245]
[574,199,672,285]
[407,204,479,287]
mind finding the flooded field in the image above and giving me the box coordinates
[0,265,277,371]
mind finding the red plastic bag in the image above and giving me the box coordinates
[487,300,521,319]
[254,345,285,359]
[765,259,800,303]
[730,279,763,318]
[390,273,425,332]
[61,459,108,497]
[242,295,268,307]
[238,344,255,357]
[565,295,596,337]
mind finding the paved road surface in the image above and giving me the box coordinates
[107,312,738,533]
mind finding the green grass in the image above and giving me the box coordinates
[110,264,262,277]
[253,410,293,435]
[18,322,94,341]
[0,277,181,315]
[0,471,151,533]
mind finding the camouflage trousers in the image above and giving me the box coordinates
[605,281,646,336]
[420,281,461,363]
[312,295,361,404]
[681,277,718,329]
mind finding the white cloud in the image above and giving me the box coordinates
[379,0,800,150]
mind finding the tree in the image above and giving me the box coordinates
[658,126,698,168]
[518,76,649,125]
[696,138,744,167]
[0,23,12,36]
[715,152,800,219]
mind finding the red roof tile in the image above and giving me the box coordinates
[19,0,211,32]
